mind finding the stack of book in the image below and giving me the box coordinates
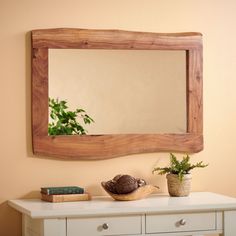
[41,186,91,202]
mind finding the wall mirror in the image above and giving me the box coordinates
[32,28,203,159]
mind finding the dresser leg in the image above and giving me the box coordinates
[221,210,236,236]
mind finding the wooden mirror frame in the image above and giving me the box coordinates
[32,28,203,160]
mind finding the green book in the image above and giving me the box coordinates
[41,186,84,195]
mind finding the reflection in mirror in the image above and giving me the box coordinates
[49,49,186,134]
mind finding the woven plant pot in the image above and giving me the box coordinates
[166,173,192,197]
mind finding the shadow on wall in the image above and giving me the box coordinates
[0,202,21,236]
[0,191,42,236]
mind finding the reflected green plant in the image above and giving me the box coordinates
[48,98,94,135]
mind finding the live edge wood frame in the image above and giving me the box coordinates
[31,28,203,160]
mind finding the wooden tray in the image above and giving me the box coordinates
[41,193,91,203]
[101,182,158,201]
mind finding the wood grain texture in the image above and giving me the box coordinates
[33,134,203,160]
[32,28,202,50]
[31,28,203,160]
[186,49,203,133]
[101,182,158,201]
[32,48,48,136]
[41,193,91,202]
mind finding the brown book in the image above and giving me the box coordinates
[41,193,91,203]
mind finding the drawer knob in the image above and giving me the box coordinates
[179,219,186,226]
[102,223,109,230]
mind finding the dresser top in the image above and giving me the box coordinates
[8,192,236,218]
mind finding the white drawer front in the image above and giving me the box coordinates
[146,212,216,234]
[67,215,141,236]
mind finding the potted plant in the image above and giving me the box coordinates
[152,153,208,197]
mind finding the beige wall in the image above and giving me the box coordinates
[1,0,236,235]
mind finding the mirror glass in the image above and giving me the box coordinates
[49,49,186,135]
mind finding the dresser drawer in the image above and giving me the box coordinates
[146,212,216,234]
[67,215,141,236]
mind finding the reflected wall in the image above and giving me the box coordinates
[49,49,186,134]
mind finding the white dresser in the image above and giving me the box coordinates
[8,192,236,236]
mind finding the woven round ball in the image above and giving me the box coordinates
[115,175,138,194]
[113,174,123,182]
[105,180,117,194]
